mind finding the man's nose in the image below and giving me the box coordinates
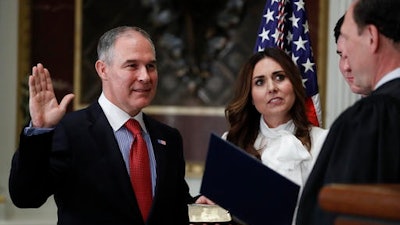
[138,66,150,82]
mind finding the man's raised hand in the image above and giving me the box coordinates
[29,63,74,128]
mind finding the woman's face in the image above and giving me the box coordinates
[251,57,295,127]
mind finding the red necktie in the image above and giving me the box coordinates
[125,119,153,221]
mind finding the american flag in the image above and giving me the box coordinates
[254,0,322,127]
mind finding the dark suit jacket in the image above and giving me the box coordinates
[296,78,400,225]
[9,102,194,225]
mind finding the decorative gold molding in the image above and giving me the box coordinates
[16,0,31,145]
[72,0,329,178]
[73,0,83,111]
[318,0,328,128]
[186,162,205,179]
[143,106,225,116]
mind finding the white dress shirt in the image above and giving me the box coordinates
[98,92,157,195]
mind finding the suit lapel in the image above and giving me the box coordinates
[86,103,141,217]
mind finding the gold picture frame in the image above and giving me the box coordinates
[17,0,328,178]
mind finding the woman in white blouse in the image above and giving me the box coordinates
[223,47,328,224]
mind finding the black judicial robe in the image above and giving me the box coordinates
[296,78,400,225]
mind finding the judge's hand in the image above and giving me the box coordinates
[29,63,74,128]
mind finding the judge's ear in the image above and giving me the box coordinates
[367,24,380,53]
[95,60,108,80]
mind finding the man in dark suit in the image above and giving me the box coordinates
[296,0,400,224]
[9,26,194,225]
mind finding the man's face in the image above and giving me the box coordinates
[99,31,158,116]
[341,1,373,93]
[336,35,364,94]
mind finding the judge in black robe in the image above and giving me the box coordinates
[296,77,400,225]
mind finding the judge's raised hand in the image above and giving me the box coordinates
[29,63,75,128]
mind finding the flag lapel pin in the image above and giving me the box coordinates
[157,139,167,145]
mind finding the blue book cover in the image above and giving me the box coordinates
[200,133,300,225]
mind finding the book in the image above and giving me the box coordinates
[188,203,231,223]
[200,133,300,225]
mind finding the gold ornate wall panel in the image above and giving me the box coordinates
[74,0,269,172]
[75,0,262,109]
[18,0,327,176]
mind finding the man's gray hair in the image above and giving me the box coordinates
[97,26,156,64]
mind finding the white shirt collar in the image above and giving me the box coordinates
[98,92,147,133]
[259,117,295,138]
[256,116,311,186]
[375,67,400,90]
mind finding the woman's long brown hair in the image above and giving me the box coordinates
[225,48,311,159]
